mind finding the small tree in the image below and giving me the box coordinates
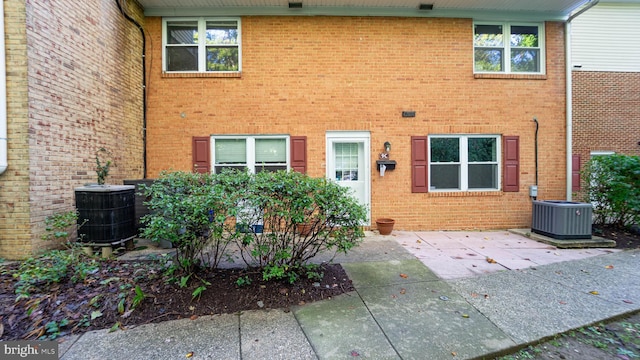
[95,148,113,185]
[582,154,640,227]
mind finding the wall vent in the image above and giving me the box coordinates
[531,200,592,239]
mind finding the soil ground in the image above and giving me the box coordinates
[0,225,638,356]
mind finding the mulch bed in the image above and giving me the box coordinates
[0,225,638,341]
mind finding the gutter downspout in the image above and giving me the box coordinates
[0,1,7,175]
[565,0,599,200]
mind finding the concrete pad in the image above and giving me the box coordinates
[240,309,315,360]
[578,249,639,273]
[357,281,516,359]
[509,228,616,248]
[341,259,440,288]
[526,257,640,308]
[60,314,239,360]
[450,270,632,343]
[294,293,399,359]
[57,334,81,358]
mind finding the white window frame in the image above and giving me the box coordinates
[428,134,501,192]
[162,17,242,73]
[473,22,545,75]
[211,135,289,174]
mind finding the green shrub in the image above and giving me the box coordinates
[140,170,245,275]
[140,169,366,284]
[582,154,640,227]
[230,170,367,282]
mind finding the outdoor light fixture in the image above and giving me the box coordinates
[289,2,302,9]
[384,142,391,152]
[418,3,434,10]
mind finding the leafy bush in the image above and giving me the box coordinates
[140,171,245,275]
[582,154,640,227]
[141,169,367,284]
[228,170,367,282]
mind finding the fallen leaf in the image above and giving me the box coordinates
[350,350,360,357]
[109,322,121,333]
[400,288,406,295]
[121,310,134,318]
[399,273,408,279]
[0,321,3,338]
[90,310,103,320]
[484,294,489,299]
[471,292,479,298]
[416,239,422,243]
[559,301,567,305]
[189,306,195,311]
[190,315,198,320]
[298,301,306,306]
[391,294,397,299]
[589,291,599,295]
[486,257,497,264]
[451,351,457,356]
[623,300,634,304]
[461,314,469,318]
[186,352,194,358]
[605,265,614,269]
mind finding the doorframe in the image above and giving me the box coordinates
[325,131,371,224]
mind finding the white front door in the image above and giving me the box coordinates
[326,132,371,224]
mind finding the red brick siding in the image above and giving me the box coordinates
[572,71,640,198]
[0,0,144,259]
[145,18,568,231]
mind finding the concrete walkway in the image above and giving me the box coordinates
[59,231,640,360]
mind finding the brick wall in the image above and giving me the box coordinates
[572,71,640,197]
[0,0,145,260]
[145,17,569,231]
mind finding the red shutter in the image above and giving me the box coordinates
[192,137,210,173]
[503,136,519,192]
[411,136,429,193]
[572,154,581,191]
[290,136,307,174]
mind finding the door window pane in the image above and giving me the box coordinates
[335,143,359,181]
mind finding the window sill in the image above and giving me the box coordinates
[427,191,502,197]
[474,73,547,80]
[162,72,242,79]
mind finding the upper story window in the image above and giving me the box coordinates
[429,135,500,191]
[212,135,289,174]
[163,18,241,73]
[474,22,544,74]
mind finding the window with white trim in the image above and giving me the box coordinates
[429,135,500,191]
[474,22,544,74]
[163,17,241,72]
[212,135,289,173]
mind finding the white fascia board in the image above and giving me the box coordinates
[146,6,571,21]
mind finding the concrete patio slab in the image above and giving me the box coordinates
[449,269,633,344]
[341,259,440,288]
[240,309,315,360]
[60,314,239,360]
[356,281,516,359]
[293,293,399,359]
